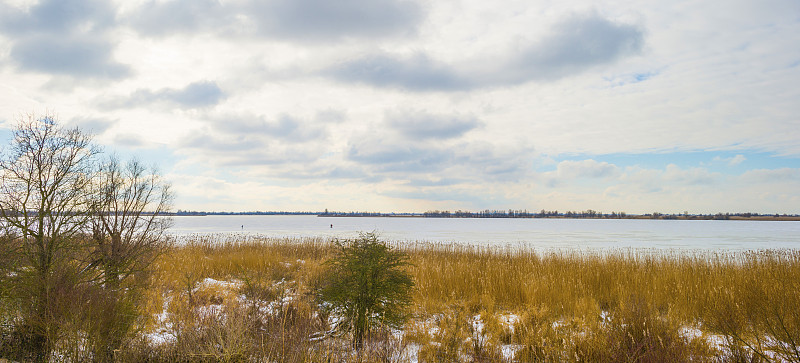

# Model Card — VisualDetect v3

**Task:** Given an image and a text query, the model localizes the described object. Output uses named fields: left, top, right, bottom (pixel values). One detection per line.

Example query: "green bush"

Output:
left=316, top=232, right=414, bottom=351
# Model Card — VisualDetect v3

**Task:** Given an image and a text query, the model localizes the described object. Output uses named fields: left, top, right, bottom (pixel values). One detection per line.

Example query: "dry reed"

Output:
left=92, top=236, right=800, bottom=361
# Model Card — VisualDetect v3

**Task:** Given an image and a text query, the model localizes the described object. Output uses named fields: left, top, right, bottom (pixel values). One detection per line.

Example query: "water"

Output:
left=169, top=215, right=800, bottom=251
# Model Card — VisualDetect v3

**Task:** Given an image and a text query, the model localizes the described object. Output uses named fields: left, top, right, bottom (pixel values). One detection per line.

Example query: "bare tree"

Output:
left=0, top=113, right=99, bottom=362
left=89, top=156, right=173, bottom=287
left=86, top=156, right=173, bottom=361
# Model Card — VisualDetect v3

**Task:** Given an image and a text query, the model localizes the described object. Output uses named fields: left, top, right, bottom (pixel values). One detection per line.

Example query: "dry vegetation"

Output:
left=3, top=234, right=799, bottom=361
left=90, top=235, right=800, bottom=362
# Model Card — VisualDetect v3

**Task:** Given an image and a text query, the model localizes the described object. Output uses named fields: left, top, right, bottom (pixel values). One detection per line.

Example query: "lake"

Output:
left=169, top=215, right=800, bottom=251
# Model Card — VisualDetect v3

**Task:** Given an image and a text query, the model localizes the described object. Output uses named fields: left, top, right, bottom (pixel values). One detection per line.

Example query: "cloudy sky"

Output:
left=1, top=0, right=799, bottom=214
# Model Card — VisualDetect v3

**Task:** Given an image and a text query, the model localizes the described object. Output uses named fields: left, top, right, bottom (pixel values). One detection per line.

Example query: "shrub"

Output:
left=316, top=232, right=414, bottom=351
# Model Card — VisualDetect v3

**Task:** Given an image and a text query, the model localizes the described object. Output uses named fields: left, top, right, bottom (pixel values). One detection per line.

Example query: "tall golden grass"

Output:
left=125, top=236, right=800, bottom=362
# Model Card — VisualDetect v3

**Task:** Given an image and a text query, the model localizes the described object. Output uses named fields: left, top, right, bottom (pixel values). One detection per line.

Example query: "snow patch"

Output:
left=193, top=277, right=242, bottom=293
left=498, top=313, right=520, bottom=333
left=402, top=343, right=421, bottom=363
left=502, top=344, right=523, bottom=360
left=600, top=310, right=611, bottom=326
left=679, top=326, right=703, bottom=341
left=145, top=296, right=175, bottom=346
left=470, top=314, right=484, bottom=335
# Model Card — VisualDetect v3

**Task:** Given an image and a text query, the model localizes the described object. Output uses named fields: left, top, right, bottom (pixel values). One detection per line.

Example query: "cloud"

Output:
left=504, top=13, right=644, bottom=82
left=382, top=188, right=482, bottom=203
left=347, top=139, right=453, bottom=171
left=556, top=159, right=620, bottom=179
left=127, top=0, right=423, bottom=41
left=179, top=131, right=264, bottom=154
left=616, top=164, right=719, bottom=194
left=729, top=154, right=746, bottom=166
left=714, top=154, right=747, bottom=166
left=326, top=53, right=468, bottom=91
left=0, top=0, right=128, bottom=79
left=175, top=111, right=338, bottom=168
left=346, top=134, right=534, bottom=182
left=67, top=116, right=116, bottom=134
left=386, top=110, right=479, bottom=140
left=453, top=142, right=532, bottom=178
left=405, top=178, right=464, bottom=187
left=124, top=0, right=233, bottom=37
left=341, top=110, right=495, bottom=177
left=9, top=34, right=130, bottom=79
left=179, top=129, right=325, bottom=166
left=0, top=0, right=115, bottom=36
left=325, top=13, right=644, bottom=91
left=249, top=0, right=422, bottom=40
left=605, top=71, right=660, bottom=87
left=276, top=165, right=370, bottom=181
left=741, top=168, right=800, bottom=183
left=662, top=164, right=718, bottom=185
left=101, top=81, right=226, bottom=109
left=618, top=166, right=664, bottom=193
left=113, top=133, right=147, bottom=148
left=179, top=133, right=269, bottom=155
left=211, top=113, right=329, bottom=143
left=543, top=159, right=620, bottom=187
left=543, top=161, right=719, bottom=192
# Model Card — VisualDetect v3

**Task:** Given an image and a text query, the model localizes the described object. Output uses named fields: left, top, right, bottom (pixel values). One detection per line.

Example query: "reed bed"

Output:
left=125, top=236, right=800, bottom=362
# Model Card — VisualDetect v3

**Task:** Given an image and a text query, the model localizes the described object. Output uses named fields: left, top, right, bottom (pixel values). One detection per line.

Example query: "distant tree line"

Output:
left=320, top=211, right=421, bottom=217
left=418, top=210, right=797, bottom=220
left=175, top=210, right=318, bottom=216
left=422, top=209, right=625, bottom=218
left=177, top=209, right=797, bottom=220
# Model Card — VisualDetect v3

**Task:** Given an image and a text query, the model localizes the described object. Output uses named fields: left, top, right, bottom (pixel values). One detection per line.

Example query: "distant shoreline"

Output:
left=171, top=211, right=800, bottom=221
left=316, top=215, right=800, bottom=221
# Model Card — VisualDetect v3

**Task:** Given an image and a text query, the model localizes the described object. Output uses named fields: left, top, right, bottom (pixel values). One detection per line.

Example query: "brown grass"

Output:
left=16, top=235, right=796, bottom=362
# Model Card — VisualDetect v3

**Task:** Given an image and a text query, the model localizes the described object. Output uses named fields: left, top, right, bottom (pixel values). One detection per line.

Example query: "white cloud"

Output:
left=662, top=164, right=719, bottom=185
left=740, top=168, right=800, bottom=183
left=543, top=159, right=620, bottom=187
left=713, top=154, right=747, bottom=166
left=729, top=154, right=746, bottom=166
left=325, top=13, right=644, bottom=90
left=125, top=0, right=423, bottom=41
left=557, top=159, right=620, bottom=179
left=385, top=110, right=480, bottom=140
left=99, top=81, right=226, bottom=109
left=0, top=0, right=798, bottom=213
left=0, top=0, right=128, bottom=80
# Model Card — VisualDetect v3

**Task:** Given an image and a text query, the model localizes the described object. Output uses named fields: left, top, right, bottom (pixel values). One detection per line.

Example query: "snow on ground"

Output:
left=502, top=344, right=524, bottom=360
left=145, top=296, right=175, bottom=346
left=679, top=325, right=800, bottom=362
left=139, top=274, right=800, bottom=362
left=415, top=314, right=442, bottom=337
left=679, top=326, right=704, bottom=341
left=600, top=310, right=611, bottom=326
left=402, top=343, right=421, bottom=363
left=497, top=313, right=523, bottom=360
left=470, top=314, right=484, bottom=335
left=498, top=313, right=520, bottom=333
left=196, top=304, right=226, bottom=320
left=193, top=277, right=242, bottom=294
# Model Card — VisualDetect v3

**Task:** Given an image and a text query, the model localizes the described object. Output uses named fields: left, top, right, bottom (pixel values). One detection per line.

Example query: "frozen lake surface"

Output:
left=169, top=215, right=800, bottom=251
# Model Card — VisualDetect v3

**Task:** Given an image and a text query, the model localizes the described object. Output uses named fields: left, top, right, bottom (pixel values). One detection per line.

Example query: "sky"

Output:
left=0, top=0, right=799, bottom=214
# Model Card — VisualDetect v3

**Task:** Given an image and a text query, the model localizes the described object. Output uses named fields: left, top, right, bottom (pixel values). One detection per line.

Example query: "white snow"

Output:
left=193, top=277, right=242, bottom=293
left=502, top=344, right=524, bottom=360
left=145, top=296, right=175, bottom=346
